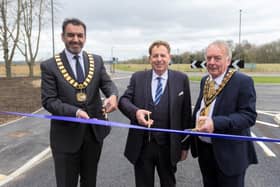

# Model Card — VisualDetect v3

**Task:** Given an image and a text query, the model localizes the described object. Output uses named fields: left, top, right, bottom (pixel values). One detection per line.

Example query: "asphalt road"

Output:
left=2, top=71, right=280, bottom=187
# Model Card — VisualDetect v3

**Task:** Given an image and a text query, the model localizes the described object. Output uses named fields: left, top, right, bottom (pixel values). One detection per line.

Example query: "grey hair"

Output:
left=205, top=40, right=232, bottom=60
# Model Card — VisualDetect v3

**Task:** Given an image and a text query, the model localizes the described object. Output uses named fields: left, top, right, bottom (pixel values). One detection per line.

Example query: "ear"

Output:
left=226, top=57, right=231, bottom=66
left=61, top=33, right=65, bottom=43
left=148, top=56, right=152, bottom=63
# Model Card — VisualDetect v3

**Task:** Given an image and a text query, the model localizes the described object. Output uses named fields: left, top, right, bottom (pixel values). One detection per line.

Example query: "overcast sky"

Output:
left=39, top=0, right=280, bottom=61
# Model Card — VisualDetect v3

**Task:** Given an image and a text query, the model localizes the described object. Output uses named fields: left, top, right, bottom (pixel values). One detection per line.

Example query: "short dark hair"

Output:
left=62, top=18, right=86, bottom=35
left=148, top=40, right=171, bottom=55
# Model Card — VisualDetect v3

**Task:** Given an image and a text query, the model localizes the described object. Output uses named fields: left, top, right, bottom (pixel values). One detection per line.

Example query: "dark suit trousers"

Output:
left=52, top=125, right=103, bottom=187
left=197, top=139, right=245, bottom=187
left=134, top=141, right=176, bottom=187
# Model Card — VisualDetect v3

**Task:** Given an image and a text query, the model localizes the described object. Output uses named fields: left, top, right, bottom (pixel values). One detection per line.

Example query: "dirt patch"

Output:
left=0, top=77, right=41, bottom=125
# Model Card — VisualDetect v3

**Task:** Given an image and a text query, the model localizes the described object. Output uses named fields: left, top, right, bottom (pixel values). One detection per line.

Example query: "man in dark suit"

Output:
left=41, top=18, right=118, bottom=187
left=190, top=40, right=258, bottom=187
left=119, top=40, right=192, bottom=187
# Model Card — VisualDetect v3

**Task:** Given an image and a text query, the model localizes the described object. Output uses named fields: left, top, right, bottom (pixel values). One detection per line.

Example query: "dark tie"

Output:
left=154, top=77, right=163, bottom=105
left=74, top=55, right=84, bottom=83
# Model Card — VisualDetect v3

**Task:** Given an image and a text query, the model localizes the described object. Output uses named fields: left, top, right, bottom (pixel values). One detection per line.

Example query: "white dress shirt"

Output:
left=64, top=49, right=85, bottom=79
left=151, top=70, right=168, bottom=102
left=197, top=71, right=227, bottom=143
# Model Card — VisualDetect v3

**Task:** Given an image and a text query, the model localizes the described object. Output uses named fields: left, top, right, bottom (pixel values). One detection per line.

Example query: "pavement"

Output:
left=0, top=70, right=280, bottom=186
left=274, top=114, right=280, bottom=125
left=0, top=108, right=51, bottom=186
left=0, top=109, right=280, bottom=186
left=0, top=70, right=131, bottom=186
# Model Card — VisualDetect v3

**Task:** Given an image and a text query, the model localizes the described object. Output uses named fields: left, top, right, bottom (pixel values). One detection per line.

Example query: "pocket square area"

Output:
left=178, top=91, right=184, bottom=96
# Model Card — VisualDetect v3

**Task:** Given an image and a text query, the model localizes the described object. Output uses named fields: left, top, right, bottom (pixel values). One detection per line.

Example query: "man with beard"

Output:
left=41, top=18, right=118, bottom=187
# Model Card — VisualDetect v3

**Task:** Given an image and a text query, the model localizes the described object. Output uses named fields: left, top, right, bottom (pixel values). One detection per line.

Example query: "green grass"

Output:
left=115, top=64, right=280, bottom=84
left=189, top=76, right=280, bottom=83
left=251, top=76, right=280, bottom=84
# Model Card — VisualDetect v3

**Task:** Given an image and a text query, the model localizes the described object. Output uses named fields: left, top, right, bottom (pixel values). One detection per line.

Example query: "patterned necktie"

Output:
left=74, top=55, right=84, bottom=83
left=154, top=77, right=163, bottom=105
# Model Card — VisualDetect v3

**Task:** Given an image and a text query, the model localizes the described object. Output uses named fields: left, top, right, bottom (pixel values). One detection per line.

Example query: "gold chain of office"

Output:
left=55, top=52, right=95, bottom=90
left=203, top=69, right=236, bottom=107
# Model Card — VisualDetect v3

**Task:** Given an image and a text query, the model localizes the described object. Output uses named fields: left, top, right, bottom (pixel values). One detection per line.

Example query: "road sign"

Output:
left=190, top=59, right=244, bottom=69
left=112, top=57, right=118, bottom=64
left=191, top=60, right=206, bottom=68
left=229, top=59, right=244, bottom=69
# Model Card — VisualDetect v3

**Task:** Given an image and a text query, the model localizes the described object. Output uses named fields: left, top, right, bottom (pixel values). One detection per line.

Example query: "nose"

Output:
left=207, top=58, right=215, bottom=65
left=72, top=35, right=79, bottom=41
left=155, top=55, right=163, bottom=61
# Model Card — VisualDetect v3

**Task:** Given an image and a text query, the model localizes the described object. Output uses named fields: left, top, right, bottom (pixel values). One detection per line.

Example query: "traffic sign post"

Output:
left=110, top=57, right=118, bottom=73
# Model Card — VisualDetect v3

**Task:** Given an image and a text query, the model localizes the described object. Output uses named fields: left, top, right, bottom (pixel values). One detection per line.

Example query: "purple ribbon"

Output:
left=1, top=111, right=280, bottom=143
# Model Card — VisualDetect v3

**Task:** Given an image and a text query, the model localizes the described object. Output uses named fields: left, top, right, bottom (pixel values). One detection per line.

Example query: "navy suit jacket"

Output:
left=191, top=70, right=258, bottom=176
left=119, top=69, right=192, bottom=166
left=41, top=51, right=118, bottom=153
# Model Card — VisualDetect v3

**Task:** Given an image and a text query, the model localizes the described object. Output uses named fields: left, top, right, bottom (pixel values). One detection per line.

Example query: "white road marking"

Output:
left=0, top=147, right=51, bottom=186
left=251, top=132, right=277, bottom=157
left=0, top=175, right=6, bottom=181
left=257, top=110, right=280, bottom=115
left=256, top=120, right=279, bottom=128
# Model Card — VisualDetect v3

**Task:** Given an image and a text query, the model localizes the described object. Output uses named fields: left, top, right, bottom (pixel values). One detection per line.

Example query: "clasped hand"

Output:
left=136, top=109, right=153, bottom=127
left=196, top=116, right=214, bottom=133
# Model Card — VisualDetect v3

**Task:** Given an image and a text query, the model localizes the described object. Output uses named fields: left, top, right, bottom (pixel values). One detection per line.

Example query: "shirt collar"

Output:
left=209, top=71, right=227, bottom=86
left=152, top=70, right=168, bottom=80
left=64, top=49, right=83, bottom=60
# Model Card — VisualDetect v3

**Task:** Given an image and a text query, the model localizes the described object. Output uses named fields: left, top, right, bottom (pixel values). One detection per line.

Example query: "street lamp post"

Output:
left=111, top=46, right=114, bottom=73
left=238, top=9, right=242, bottom=60
left=51, top=0, right=55, bottom=57
left=239, top=9, right=242, bottom=46
left=111, top=46, right=114, bottom=59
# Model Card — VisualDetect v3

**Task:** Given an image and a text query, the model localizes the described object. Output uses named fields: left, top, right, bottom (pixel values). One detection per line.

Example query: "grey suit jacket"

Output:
left=41, top=50, right=118, bottom=153
left=119, top=69, right=192, bottom=165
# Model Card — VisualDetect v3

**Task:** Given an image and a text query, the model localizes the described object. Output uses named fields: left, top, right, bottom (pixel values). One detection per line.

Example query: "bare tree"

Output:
left=16, top=0, right=50, bottom=77
left=0, top=0, right=21, bottom=78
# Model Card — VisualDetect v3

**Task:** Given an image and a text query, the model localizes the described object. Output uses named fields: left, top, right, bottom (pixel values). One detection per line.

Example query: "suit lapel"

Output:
left=144, top=70, right=153, bottom=108
left=212, top=68, right=233, bottom=115
left=193, top=77, right=206, bottom=120
left=168, top=70, right=176, bottom=122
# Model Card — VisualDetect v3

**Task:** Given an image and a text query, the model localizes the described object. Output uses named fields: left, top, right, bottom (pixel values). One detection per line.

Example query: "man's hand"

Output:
left=196, top=116, right=214, bottom=133
left=103, top=95, right=118, bottom=113
left=136, top=109, right=153, bottom=127
left=76, top=109, right=90, bottom=119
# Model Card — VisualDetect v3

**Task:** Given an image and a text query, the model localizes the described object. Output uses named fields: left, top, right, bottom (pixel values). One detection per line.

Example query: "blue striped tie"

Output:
left=154, top=77, right=162, bottom=105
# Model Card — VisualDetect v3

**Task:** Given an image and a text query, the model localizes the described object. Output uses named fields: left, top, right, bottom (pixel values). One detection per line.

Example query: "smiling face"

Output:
left=205, top=43, right=231, bottom=78
left=149, top=44, right=171, bottom=76
left=61, top=23, right=86, bottom=54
